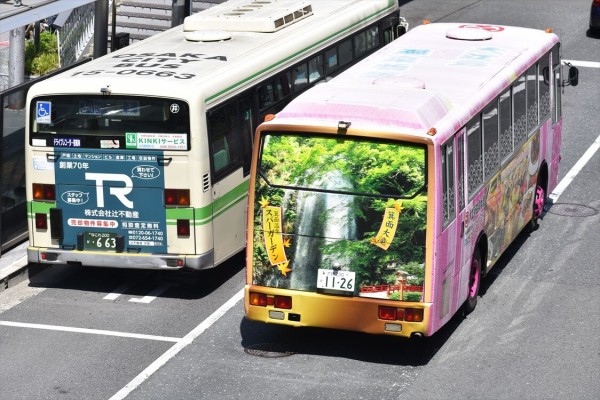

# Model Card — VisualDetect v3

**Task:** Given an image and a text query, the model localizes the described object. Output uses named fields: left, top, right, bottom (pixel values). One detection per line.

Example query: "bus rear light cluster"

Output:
left=164, top=189, right=190, bottom=206
left=379, top=306, right=423, bottom=322
left=35, top=213, right=47, bottom=230
left=32, top=183, right=55, bottom=200
left=177, top=219, right=190, bottom=237
left=249, top=292, right=292, bottom=309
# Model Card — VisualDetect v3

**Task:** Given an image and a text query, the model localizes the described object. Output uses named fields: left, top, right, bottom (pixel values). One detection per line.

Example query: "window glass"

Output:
left=457, top=133, right=465, bottom=211
left=338, top=39, right=353, bottom=67
left=325, top=48, right=338, bottom=74
left=258, top=83, right=275, bottom=111
left=30, top=95, right=190, bottom=150
left=483, top=100, right=499, bottom=178
left=499, top=88, right=512, bottom=161
left=308, top=55, right=323, bottom=83
left=240, top=95, right=254, bottom=176
left=526, top=65, right=538, bottom=133
left=384, top=27, right=393, bottom=44
left=467, top=116, right=483, bottom=197
left=293, top=63, right=309, bottom=91
left=539, top=52, right=551, bottom=120
left=513, top=75, right=527, bottom=147
left=354, top=31, right=368, bottom=58
left=553, top=43, right=562, bottom=123
left=553, top=65, right=562, bottom=123
left=365, top=26, right=380, bottom=51
left=208, top=103, right=240, bottom=177
left=442, top=140, right=455, bottom=226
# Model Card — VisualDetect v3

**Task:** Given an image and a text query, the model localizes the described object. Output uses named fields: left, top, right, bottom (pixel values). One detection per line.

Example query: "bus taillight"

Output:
left=404, top=308, right=423, bottom=322
left=177, top=219, right=190, bottom=237
left=249, top=292, right=268, bottom=306
left=164, top=189, right=190, bottom=206
left=274, top=295, right=292, bottom=309
left=32, top=183, right=55, bottom=200
left=249, top=292, right=292, bottom=309
left=379, top=306, right=422, bottom=322
left=35, top=213, right=47, bottom=230
left=379, top=306, right=397, bottom=321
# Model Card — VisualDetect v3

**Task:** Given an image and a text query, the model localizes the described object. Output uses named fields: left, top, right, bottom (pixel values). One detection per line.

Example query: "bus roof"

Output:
left=272, top=22, right=559, bottom=144
left=26, top=0, right=397, bottom=107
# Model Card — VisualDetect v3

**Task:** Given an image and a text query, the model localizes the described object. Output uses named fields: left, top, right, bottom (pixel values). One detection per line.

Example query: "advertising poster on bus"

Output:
left=251, top=134, right=428, bottom=302
left=53, top=149, right=168, bottom=253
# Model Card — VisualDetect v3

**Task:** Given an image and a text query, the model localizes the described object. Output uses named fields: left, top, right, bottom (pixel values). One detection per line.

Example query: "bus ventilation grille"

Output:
left=183, top=1, right=313, bottom=33
left=202, top=173, right=210, bottom=192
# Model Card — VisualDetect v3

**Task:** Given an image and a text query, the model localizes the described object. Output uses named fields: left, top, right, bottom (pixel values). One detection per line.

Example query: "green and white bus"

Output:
left=25, top=0, right=407, bottom=270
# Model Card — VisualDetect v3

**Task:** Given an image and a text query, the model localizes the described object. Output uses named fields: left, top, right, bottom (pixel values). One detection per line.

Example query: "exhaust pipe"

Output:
left=411, top=332, right=424, bottom=340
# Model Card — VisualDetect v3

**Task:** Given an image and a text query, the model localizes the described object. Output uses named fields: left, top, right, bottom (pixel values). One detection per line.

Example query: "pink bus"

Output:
left=244, top=22, right=578, bottom=338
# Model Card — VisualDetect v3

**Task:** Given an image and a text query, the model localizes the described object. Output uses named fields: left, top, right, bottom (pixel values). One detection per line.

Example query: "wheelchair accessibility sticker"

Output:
left=36, top=101, right=51, bottom=124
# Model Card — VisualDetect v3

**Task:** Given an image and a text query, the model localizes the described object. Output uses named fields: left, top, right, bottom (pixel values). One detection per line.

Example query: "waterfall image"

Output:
left=289, top=171, right=357, bottom=290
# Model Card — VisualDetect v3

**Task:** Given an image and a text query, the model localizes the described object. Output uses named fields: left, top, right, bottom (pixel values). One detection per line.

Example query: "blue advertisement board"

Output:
left=54, top=149, right=167, bottom=253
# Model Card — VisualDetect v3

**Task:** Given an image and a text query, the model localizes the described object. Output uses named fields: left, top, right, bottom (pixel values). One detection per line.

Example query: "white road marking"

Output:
left=563, top=59, right=600, bottom=68
left=108, top=288, right=245, bottom=400
left=103, top=281, right=135, bottom=300
left=0, top=321, right=182, bottom=342
left=129, top=284, right=173, bottom=304
left=549, top=134, right=600, bottom=202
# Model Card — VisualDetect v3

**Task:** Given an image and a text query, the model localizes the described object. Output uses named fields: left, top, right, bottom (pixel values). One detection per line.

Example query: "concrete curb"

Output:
left=0, top=254, right=29, bottom=292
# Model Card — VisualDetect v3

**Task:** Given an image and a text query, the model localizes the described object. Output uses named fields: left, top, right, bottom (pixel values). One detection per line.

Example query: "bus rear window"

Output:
left=30, top=95, right=190, bottom=150
left=258, top=133, right=426, bottom=198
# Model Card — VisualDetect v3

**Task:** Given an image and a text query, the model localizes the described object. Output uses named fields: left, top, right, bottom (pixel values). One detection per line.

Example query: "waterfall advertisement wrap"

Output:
left=253, top=134, right=427, bottom=302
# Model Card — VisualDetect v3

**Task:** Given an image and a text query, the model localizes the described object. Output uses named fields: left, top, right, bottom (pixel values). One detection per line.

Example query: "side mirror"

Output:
left=562, top=62, right=579, bottom=87
left=568, top=65, right=579, bottom=87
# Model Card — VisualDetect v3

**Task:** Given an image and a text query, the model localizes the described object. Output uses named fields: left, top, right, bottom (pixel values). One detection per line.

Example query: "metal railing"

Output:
left=54, top=2, right=96, bottom=67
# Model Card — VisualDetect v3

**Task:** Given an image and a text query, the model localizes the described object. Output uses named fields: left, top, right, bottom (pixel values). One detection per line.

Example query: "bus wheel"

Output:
left=464, top=247, right=481, bottom=315
left=528, top=181, right=545, bottom=232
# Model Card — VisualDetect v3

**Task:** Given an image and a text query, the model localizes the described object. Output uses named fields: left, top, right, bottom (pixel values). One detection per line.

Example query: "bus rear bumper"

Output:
left=244, top=286, right=433, bottom=338
left=27, top=246, right=215, bottom=270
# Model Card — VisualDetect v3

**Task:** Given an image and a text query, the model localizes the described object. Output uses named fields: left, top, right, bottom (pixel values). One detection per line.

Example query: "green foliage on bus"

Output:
left=253, top=134, right=427, bottom=298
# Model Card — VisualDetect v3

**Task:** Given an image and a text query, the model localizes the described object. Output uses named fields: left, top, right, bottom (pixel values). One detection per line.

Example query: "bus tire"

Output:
left=463, top=246, right=481, bottom=315
left=527, top=175, right=546, bottom=232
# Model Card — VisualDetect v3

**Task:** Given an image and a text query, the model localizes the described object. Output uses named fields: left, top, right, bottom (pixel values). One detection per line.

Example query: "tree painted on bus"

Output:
left=252, top=134, right=427, bottom=301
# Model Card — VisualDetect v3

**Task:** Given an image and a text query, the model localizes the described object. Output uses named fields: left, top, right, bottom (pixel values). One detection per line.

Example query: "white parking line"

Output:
left=103, top=281, right=135, bottom=301
left=108, top=288, right=245, bottom=400
left=549, top=134, right=600, bottom=202
left=563, top=59, right=600, bottom=68
left=129, top=284, right=173, bottom=304
left=0, top=321, right=182, bottom=342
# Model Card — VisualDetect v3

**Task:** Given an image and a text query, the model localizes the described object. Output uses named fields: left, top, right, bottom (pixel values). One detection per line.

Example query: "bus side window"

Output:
left=293, top=62, right=309, bottom=91
left=482, top=99, right=499, bottom=178
left=526, top=64, right=538, bottom=134
left=325, top=47, right=338, bottom=74
left=338, top=39, right=353, bottom=67
left=499, top=88, right=513, bottom=162
left=513, top=74, right=527, bottom=147
left=308, top=55, right=323, bottom=83
left=240, top=95, right=254, bottom=176
left=467, top=115, right=483, bottom=197
left=353, top=31, right=367, bottom=58
left=442, top=139, right=455, bottom=227
left=208, top=103, right=241, bottom=179
left=539, top=51, right=551, bottom=120
left=552, top=44, right=561, bottom=124
left=457, top=132, right=465, bottom=212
